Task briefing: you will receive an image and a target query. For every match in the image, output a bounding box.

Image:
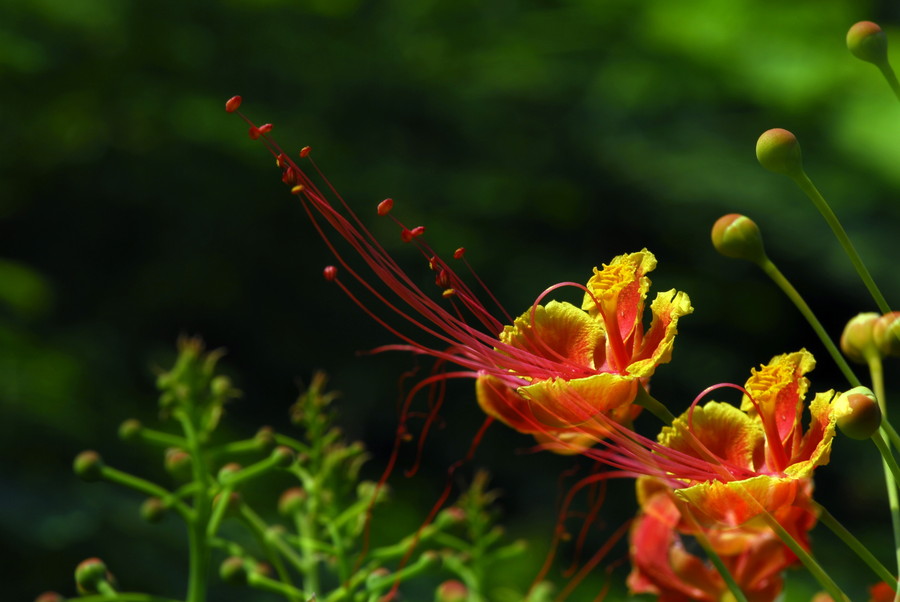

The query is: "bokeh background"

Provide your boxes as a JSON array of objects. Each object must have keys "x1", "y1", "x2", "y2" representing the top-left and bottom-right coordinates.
[{"x1": 4, "y1": 0, "x2": 900, "y2": 599}]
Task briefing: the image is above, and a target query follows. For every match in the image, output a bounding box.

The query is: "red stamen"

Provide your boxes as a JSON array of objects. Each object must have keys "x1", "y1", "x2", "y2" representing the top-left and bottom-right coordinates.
[
  {"x1": 225, "y1": 95, "x2": 242, "y2": 113},
  {"x1": 453, "y1": 247, "x2": 465, "y2": 260},
  {"x1": 377, "y1": 198, "x2": 394, "y2": 216},
  {"x1": 299, "y1": 146, "x2": 311, "y2": 158}
]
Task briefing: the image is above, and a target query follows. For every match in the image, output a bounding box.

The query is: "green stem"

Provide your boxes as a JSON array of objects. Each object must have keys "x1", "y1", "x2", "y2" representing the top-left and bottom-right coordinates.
[
  {"x1": 814, "y1": 500, "x2": 898, "y2": 591},
  {"x1": 676, "y1": 500, "x2": 749, "y2": 602},
  {"x1": 633, "y1": 386, "x2": 676, "y2": 424},
  {"x1": 757, "y1": 258, "x2": 861, "y2": 387},
  {"x1": 99, "y1": 466, "x2": 193, "y2": 520},
  {"x1": 69, "y1": 595, "x2": 184, "y2": 602},
  {"x1": 789, "y1": 171, "x2": 891, "y2": 314},
  {"x1": 884, "y1": 421, "x2": 900, "y2": 454},
  {"x1": 878, "y1": 63, "x2": 900, "y2": 103},
  {"x1": 177, "y1": 411, "x2": 211, "y2": 602},
  {"x1": 761, "y1": 511, "x2": 848, "y2": 601},
  {"x1": 247, "y1": 572, "x2": 311, "y2": 600},
  {"x1": 868, "y1": 354, "x2": 900, "y2": 602},
  {"x1": 134, "y1": 427, "x2": 187, "y2": 449}
]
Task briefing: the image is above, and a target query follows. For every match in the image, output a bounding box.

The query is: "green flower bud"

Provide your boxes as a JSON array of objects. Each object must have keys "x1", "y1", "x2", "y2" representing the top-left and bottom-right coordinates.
[
  {"x1": 217, "y1": 462, "x2": 243, "y2": 481},
  {"x1": 219, "y1": 557, "x2": 247, "y2": 585},
  {"x1": 436, "y1": 580, "x2": 469, "y2": 602},
  {"x1": 278, "y1": 487, "x2": 307, "y2": 516},
  {"x1": 140, "y1": 497, "x2": 167, "y2": 523},
  {"x1": 711, "y1": 214, "x2": 767, "y2": 264},
  {"x1": 840, "y1": 312, "x2": 880, "y2": 364},
  {"x1": 254, "y1": 426, "x2": 276, "y2": 451},
  {"x1": 874, "y1": 311, "x2": 900, "y2": 357},
  {"x1": 271, "y1": 446, "x2": 295, "y2": 468},
  {"x1": 118, "y1": 419, "x2": 142, "y2": 441},
  {"x1": 164, "y1": 448, "x2": 192, "y2": 480},
  {"x1": 835, "y1": 386, "x2": 882, "y2": 439},
  {"x1": 213, "y1": 491, "x2": 242, "y2": 515},
  {"x1": 34, "y1": 592, "x2": 65, "y2": 602},
  {"x1": 75, "y1": 558, "x2": 113, "y2": 594},
  {"x1": 847, "y1": 21, "x2": 888, "y2": 65},
  {"x1": 73, "y1": 451, "x2": 103, "y2": 481},
  {"x1": 756, "y1": 128, "x2": 803, "y2": 177}
]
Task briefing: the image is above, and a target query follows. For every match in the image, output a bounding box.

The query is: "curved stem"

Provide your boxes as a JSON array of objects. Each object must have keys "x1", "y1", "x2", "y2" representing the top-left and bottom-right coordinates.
[
  {"x1": 790, "y1": 171, "x2": 891, "y2": 314},
  {"x1": 814, "y1": 500, "x2": 898, "y2": 591},
  {"x1": 757, "y1": 258, "x2": 861, "y2": 387}
]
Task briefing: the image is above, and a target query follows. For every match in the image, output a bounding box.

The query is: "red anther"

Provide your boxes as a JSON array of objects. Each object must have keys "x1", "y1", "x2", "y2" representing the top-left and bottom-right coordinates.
[
  {"x1": 435, "y1": 269, "x2": 450, "y2": 289},
  {"x1": 453, "y1": 247, "x2": 466, "y2": 260},
  {"x1": 282, "y1": 168, "x2": 297, "y2": 186},
  {"x1": 291, "y1": 185, "x2": 305, "y2": 195},
  {"x1": 428, "y1": 256, "x2": 438, "y2": 270},
  {"x1": 258, "y1": 123, "x2": 273, "y2": 134},
  {"x1": 442, "y1": 288, "x2": 456, "y2": 298},
  {"x1": 377, "y1": 198, "x2": 394, "y2": 216},
  {"x1": 276, "y1": 153, "x2": 288, "y2": 168},
  {"x1": 323, "y1": 266, "x2": 338, "y2": 281},
  {"x1": 248, "y1": 126, "x2": 261, "y2": 140},
  {"x1": 299, "y1": 146, "x2": 311, "y2": 158},
  {"x1": 401, "y1": 229, "x2": 413, "y2": 243},
  {"x1": 410, "y1": 226, "x2": 425, "y2": 238},
  {"x1": 225, "y1": 95, "x2": 242, "y2": 113}
]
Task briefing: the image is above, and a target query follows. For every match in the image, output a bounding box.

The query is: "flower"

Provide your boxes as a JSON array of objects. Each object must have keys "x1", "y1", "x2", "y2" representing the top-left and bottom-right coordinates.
[
  {"x1": 657, "y1": 350, "x2": 841, "y2": 526},
  {"x1": 628, "y1": 477, "x2": 814, "y2": 602},
  {"x1": 228, "y1": 99, "x2": 693, "y2": 452}
]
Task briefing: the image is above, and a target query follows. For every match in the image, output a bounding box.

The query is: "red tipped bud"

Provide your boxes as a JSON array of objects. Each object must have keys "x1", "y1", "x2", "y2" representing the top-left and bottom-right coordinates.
[
  {"x1": 377, "y1": 198, "x2": 394, "y2": 216},
  {"x1": 323, "y1": 265, "x2": 338, "y2": 281},
  {"x1": 847, "y1": 21, "x2": 888, "y2": 65},
  {"x1": 218, "y1": 462, "x2": 242, "y2": 481},
  {"x1": 453, "y1": 247, "x2": 466, "y2": 259},
  {"x1": 118, "y1": 418, "x2": 142, "y2": 441},
  {"x1": 75, "y1": 558, "x2": 114, "y2": 594},
  {"x1": 841, "y1": 312, "x2": 880, "y2": 364},
  {"x1": 271, "y1": 445, "x2": 295, "y2": 467},
  {"x1": 225, "y1": 96, "x2": 242, "y2": 113},
  {"x1": 756, "y1": 128, "x2": 803, "y2": 177},
  {"x1": 299, "y1": 146, "x2": 311, "y2": 158},
  {"x1": 141, "y1": 497, "x2": 167, "y2": 523},
  {"x1": 278, "y1": 487, "x2": 307, "y2": 516},
  {"x1": 34, "y1": 592, "x2": 64, "y2": 602},
  {"x1": 220, "y1": 557, "x2": 247, "y2": 585},
  {"x1": 835, "y1": 386, "x2": 882, "y2": 440},
  {"x1": 255, "y1": 426, "x2": 276, "y2": 450},
  {"x1": 74, "y1": 450, "x2": 103, "y2": 481},
  {"x1": 874, "y1": 311, "x2": 900, "y2": 357},
  {"x1": 436, "y1": 580, "x2": 469, "y2": 602},
  {"x1": 711, "y1": 214, "x2": 767, "y2": 264},
  {"x1": 164, "y1": 448, "x2": 192, "y2": 479}
]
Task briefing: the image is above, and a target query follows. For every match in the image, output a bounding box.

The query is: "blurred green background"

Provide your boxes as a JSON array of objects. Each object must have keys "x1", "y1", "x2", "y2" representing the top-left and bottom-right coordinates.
[{"x1": 3, "y1": 0, "x2": 900, "y2": 599}]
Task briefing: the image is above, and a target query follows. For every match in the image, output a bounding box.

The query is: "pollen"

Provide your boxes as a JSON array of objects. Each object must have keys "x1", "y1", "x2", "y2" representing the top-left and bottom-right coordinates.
[
  {"x1": 225, "y1": 95, "x2": 242, "y2": 113},
  {"x1": 442, "y1": 289, "x2": 456, "y2": 298},
  {"x1": 377, "y1": 198, "x2": 394, "y2": 216},
  {"x1": 291, "y1": 185, "x2": 305, "y2": 195}
]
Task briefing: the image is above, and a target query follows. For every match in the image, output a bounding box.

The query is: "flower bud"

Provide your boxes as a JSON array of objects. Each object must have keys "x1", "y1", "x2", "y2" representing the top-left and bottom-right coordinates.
[
  {"x1": 711, "y1": 214, "x2": 767, "y2": 264},
  {"x1": 141, "y1": 497, "x2": 167, "y2": 523},
  {"x1": 847, "y1": 21, "x2": 888, "y2": 65},
  {"x1": 874, "y1": 311, "x2": 900, "y2": 357},
  {"x1": 436, "y1": 580, "x2": 469, "y2": 602},
  {"x1": 75, "y1": 558, "x2": 114, "y2": 594},
  {"x1": 756, "y1": 128, "x2": 803, "y2": 177},
  {"x1": 835, "y1": 386, "x2": 882, "y2": 439},
  {"x1": 164, "y1": 448, "x2": 192, "y2": 480},
  {"x1": 118, "y1": 419, "x2": 142, "y2": 441},
  {"x1": 218, "y1": 462, "x2": 242, "y2": 481},
  {"x1": 254, "y1": 426, "x2": 276, "y2": 451},
  {"x1": 34, "y1": 592, "x2": 65, "y2": 602},
  {"x1": 74, "y1": 451, "x2": 103, "y2": 481},
  {"x1": 278, "y1": 487, "x2": 307, "y2": 516},
  {"x1": 219, "y1": 557, "x2": 247, "y2": 585},
  {"x1": 840, "y1": 312, "x2": 880, "y2": 364},
  {"x1": 270, "y1": 446, "x2": 295, "y2": 468}
]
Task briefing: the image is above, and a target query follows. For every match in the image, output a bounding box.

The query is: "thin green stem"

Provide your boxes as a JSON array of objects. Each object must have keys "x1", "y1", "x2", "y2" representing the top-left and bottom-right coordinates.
[
  {"x1": 177, "y1": 411, "x2": 211, "y2": 602},
  {"x1": 99, "y1": 466, "x2": 193, "y2": 520},
  {"x1": 633, "y1": 386, "x2": 676, "y2": 424},
  {"x1": 814, "y1": 500, "x2": 898, "y2": 591},
  {"x1": 247, "y1": 571, "x2": 311, "y2": 600},
  {"x1": 761, "y1": 511, "x2": 848, "y2": 601},
  {"x1": 884, "y1": 421, "x2": 900, "y2": 454},
  {"x1": 790, "y1": 171, "x2": 891, "y2": 314},
  {"x1": 68, "y1": 595, "x2": 184, "y2": 602},
  {"x1": 868, "y1": 353, "x2": 900, "y2": 602},
  {"x1": 757, "y1": 258, "x2": 861, "y2": 386},
  {"x1": 878, "y1": 63, "x2": 900, "y2": 102},
  {"x1": 676, "y1": 500, "x2": 749, "y2": 602}
]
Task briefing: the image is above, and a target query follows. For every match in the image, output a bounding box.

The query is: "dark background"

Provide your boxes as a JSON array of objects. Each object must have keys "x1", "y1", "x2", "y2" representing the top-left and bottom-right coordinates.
[{"x1": 3, "y1": 0, "x2": 900, "y2": 599}]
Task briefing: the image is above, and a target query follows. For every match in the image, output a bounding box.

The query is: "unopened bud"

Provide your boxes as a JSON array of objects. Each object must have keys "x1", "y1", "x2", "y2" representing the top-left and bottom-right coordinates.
[
  {"x1": 220, "y1": 557, "x2": 247, "y2": 585},
  {"x1": 118, "y1": 419, "x2": 142, "y2": 441},
  {"x1": 847, "y1": 21, "x2": 888, "y2": 65},
  {"x1": 436, "y1": 579, "x2": 469, "y2": 602},
  {"x1": 34, "y1": 592, "x2": 64, "y2": 602},
  {"x1": 874, "y1": 311, "x2": 900, "y2": 357},
  {"x1": 271, "y1": 446, "x2": 295, "y2": 467},
  {"x1": 141, "y1": 497, "x2": 167, "y2": 523},
  {"x1": 756, "y1": 128, "x2": 803, "y2": 178},
  {"x1": 711, "y1": 214, "x2": 767, "y2": 264},
  {"x1": 835, "y1": 386, "x2": 882, "y2": 440},
  {"x1": 840, "y1": 312, "x2": 880, "y2": 364},
  {"x1": 218, "y1": 462, "x2": 242, "y2": 481},
  {"x1": 278, "y1": 487, "x2": 307, "y2": 516},
  {"x1": 254, "y1": 426, "x2": 275, "y2": 451},
  {"x1": 74, "y1": 451, "x2": 103, "y2": 481},
  {"x1": 165, "y1": 448, "x2": 192, "y2": 480},
  {"x1": 75, "y1": 558, "x2": 113, "y2": 594}
]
